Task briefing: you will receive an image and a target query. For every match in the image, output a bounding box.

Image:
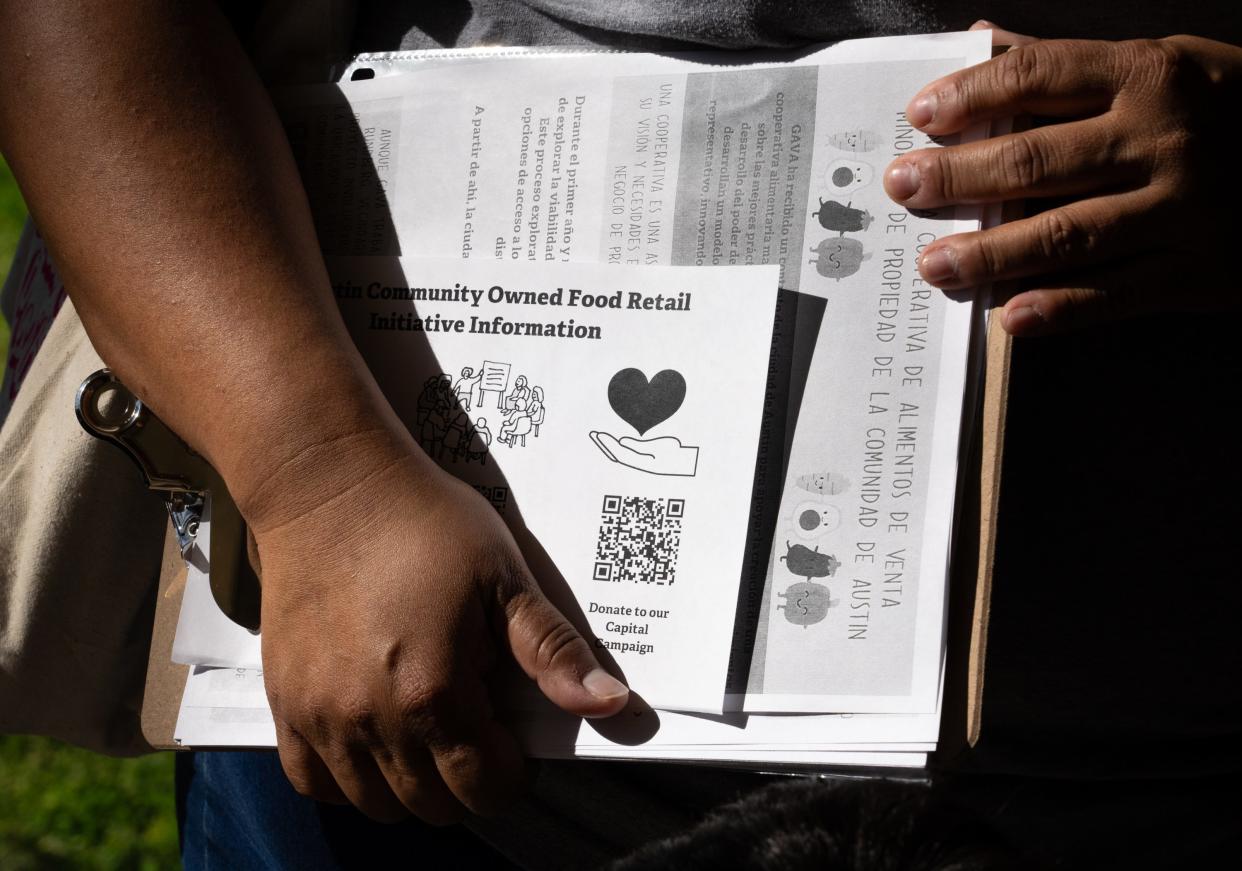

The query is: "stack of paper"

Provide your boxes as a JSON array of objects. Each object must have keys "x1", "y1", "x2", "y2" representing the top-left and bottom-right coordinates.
[{"x1": 172, "y1": 31, "x2": 994, "y2": 770}]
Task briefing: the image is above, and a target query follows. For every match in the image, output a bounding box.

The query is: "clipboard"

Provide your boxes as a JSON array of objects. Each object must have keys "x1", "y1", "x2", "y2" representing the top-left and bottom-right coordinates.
[
  {"x1": 136, "y1": 40, "x2": 1020, "y2": 753},
  {"x1": 137, "y1": 303, "x2": 1012, "y2": 762}
]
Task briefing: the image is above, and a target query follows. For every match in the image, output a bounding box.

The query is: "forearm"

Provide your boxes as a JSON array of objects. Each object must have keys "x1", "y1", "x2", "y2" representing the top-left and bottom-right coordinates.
[{"x1": 0, "y1": 1, "x2": 413, "y2": 519}]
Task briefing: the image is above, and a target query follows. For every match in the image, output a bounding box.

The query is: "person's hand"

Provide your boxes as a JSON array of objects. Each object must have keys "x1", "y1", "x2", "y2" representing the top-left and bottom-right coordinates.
[
  {"x1": 589, "y1": 432, "x2": 700, "y2": 477},
  {"x1": 884, "y1": 23, "x2": 1242, "y2": 335},
  {"x1": 244, "y1": 429, "x2": 629, "y2": 824}
]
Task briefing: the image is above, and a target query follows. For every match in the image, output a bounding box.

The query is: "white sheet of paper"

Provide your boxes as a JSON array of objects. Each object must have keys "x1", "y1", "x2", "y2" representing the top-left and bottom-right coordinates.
[
  {"x1": 508, "y1": 694, "x2": 941, "y2": 754},
  {"x1": 171, "y1": 498, "x2": 264, "y2": 670},
  {"x1": 558, "y1": 747, "x2": 929, "y2": 768},
  {"x1": 173, "y1": 666, "x2": 931, "y2": 767},
  {"x1": 171, "y1": 258, "x2": 779, "y2": 714},
  {"x1": 173, "y1": 666, "x2": 276, "y2": 748},
  {"x1": 277, "y1": 31, "x2": 991, "y2": 300},
  {"x1": 740, "y1": 105, "x2": 996, "y2": 713},
  {"x1": 331, "y1": 258, "x2": 777, "y2": 713}
]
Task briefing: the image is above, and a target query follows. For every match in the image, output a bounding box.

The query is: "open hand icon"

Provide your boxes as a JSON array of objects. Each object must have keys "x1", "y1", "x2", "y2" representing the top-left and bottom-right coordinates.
[{"x1": 589, "y1": 432, "x2": 699, "y2": 477}]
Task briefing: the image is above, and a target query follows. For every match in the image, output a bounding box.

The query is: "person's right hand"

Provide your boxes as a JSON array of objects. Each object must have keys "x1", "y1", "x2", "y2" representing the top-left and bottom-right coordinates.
[{"x1": 242, "y1": 428, "x2": 630, "y2": 824}]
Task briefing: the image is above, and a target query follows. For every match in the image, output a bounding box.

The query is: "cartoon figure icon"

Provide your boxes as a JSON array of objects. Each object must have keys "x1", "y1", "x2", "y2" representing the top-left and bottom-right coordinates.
[
  {"x1": 781, "y1": 541, "x2": 841, "y2": 581},
  {"x1": 467, "y1": 418, "x2": 492, "y2": 464},
  {"x1": 809, "y1": 237, "x2": 869, "y2": 280},
  {"x1": 812, "y1": 198, "x2": 873, "y2": 233},
  {"x1": 416, "y1": 361, "x2": 549, "y2": 463},
  {"x1": 453, "y1": 366, "x2": 481, "y2": 411},
  {"x1": 827, "y1": 128, "x2": 882, "y2": 152},
  {"x1": 796, "y1": 471, "x2": 850, "y2": 496},
  {"x1": 591, "y1": 368, "x2": 699, "y2": 477},
  {"x1": 778, "y1": 580, "x2": 836, "y2": 627},
  {"x1": 792, "y1": 501, "x2": 841, "y2": 539},
  {"x1": 824, "y1": 158, "x2": 874, "y2": 196}
]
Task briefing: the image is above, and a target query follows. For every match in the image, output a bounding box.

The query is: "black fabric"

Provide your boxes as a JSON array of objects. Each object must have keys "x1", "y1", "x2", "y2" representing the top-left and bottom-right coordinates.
[
  {"x1": 966, "y1": 314, "x2": 1242, "y2": 782},
  {"x1": 612, "y1": 777, "x2": 1026, "y2": 871},
  {"x1": 353, "y1": 0, "x2": 1242, "y2": 53}
]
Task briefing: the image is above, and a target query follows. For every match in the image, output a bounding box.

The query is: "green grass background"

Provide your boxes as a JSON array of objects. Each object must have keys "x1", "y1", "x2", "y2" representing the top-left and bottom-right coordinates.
[{"x1": 0, "y1": 157, "x2": 182, "y2": 869}]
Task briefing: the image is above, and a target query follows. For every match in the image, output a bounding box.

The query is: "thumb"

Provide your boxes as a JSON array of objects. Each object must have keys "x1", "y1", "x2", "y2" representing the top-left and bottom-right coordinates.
[{"x1": 498, "y1": 569, "x2": 630, "y2": 718}]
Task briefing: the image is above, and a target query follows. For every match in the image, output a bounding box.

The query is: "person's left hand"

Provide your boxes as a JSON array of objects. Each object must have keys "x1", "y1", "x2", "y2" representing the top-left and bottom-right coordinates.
[{"x1": 884, "y1": 23, "x2": 1242, "y2": 335}]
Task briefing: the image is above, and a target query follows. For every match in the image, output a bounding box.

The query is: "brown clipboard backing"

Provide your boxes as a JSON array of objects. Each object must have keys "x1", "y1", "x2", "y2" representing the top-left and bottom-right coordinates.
[{"x1": 142, "y1": 525, "x2": 191, "y2": 749}]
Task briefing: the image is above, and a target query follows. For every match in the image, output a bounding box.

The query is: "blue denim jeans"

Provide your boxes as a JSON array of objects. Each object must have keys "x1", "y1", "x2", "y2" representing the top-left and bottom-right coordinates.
[{"x1": 176, "y1": 751, "x2": 518, "y2": 870}]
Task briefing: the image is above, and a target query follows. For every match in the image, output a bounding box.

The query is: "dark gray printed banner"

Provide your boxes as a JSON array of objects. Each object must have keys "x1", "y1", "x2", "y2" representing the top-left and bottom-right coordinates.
[{"x1": 670, "y1": 67, "x2": 818, "y2": 291}]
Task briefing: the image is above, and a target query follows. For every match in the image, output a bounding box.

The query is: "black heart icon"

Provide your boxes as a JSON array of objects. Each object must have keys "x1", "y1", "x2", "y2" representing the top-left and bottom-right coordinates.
[{"x1": 608, "y1": 368, "x2": 686, "y2": 436}]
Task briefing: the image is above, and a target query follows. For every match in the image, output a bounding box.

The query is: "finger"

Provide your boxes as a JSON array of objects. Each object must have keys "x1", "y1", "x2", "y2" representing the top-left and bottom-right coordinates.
[
  {"x1": 907, "y1": 41, "x2": 1126, "y2": 134},
  {"x1": 382, "y1": 674, "x2": 526, "y2": 818},
  {"x1": 1001, "y1": 286, "x2": 1113, "y2": 336},
  {"x1": 885, "y1": 118, "x2": 1140, "y2": 208},
  {"x1": 496, "y1": 565, "x2": 629, "y2": 718},
  {"x1": 616, "y1": 437, "x2": 656, "y2": 457},
  {"x1": 999, "y1": 257, "x2": 1177, "y2": 336},
  {"x1": 916, "y1": 189, "x2": 1157, "y2": 290},
  {"x1": 315, "y1": 740, "x2": 411, "y2": 823},
  {"x1": 591, "y1": 432, "x2": 620, "y2": 462},
  {"x1": 274, "y1": 720, "x2": 349, "y2": 805},
  {"x1": 371, "y1": 742, "x2": 471, "y2": 825},
  {"x1": 424, "y1": 719, "x2": 528, "y2": 818},
  {"x1": 969, "y1": 19, "x2": 1041, "y2": 48}
]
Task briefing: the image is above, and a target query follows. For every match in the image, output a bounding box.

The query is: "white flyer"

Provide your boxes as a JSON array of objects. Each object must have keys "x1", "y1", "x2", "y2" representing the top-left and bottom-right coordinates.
[{"x1": 173, "y1": 257, "x2": 779, "y2": 714}]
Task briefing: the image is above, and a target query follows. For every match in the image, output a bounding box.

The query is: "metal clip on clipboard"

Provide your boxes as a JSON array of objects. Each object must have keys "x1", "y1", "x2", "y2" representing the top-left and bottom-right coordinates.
[{"x1": 75, "y1": 369, "x2": 262, "y2": 632}]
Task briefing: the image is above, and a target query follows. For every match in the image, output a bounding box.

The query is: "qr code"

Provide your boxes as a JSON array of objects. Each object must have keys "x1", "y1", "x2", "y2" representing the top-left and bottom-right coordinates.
[
  {"x1": 473, "y1": 484, "x2": 509, "y2": 514},
  {"x1": 593, "y1": 495, "x2": 684, "y2": 585}
]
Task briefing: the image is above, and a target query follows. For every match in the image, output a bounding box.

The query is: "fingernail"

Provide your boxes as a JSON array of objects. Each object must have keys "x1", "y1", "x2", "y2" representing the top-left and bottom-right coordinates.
[
  {"x1": 908, "y1": 94, "x2": 937, "y2": 128},
  {"x1": 919, "y1": 247, "x2": 957, "y2": 284},
  {"x1": 885, "y1": 162, "x2": 920, "y2": 201},
  {"x1": 1004, "y1": 305, "x2": 1046, "y2": 335},
  {"x1": 583, "y1": 668, "x2": 629, "y2": 700}
]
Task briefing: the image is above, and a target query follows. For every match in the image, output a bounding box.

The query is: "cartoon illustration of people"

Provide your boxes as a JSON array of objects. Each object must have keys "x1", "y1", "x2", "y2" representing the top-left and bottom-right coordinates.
[
  {"x1": 503, "y1": 375, "x2": 530, "y2": 412},
  {"x1": 453, "y1": 366, "x2": 482, "y2": 411},
  {"x1": 529, "y1": 386, "x2": 546, "y2": 435},
  {"x1": 496, "y1": 384, "x2": 547, "y2": 448},
  {"x1": 414, "y1": 362, "x2": 548, "y2": 461},
  {"x1": 416, "y1": 376, "x2": 440, "y2": 427},
  {"x1": 466, "y1": 417, "x2": 492, "y2": 465},
  {"x1": 441, "y1": 408, "x2": 472, "y2": 460}
]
